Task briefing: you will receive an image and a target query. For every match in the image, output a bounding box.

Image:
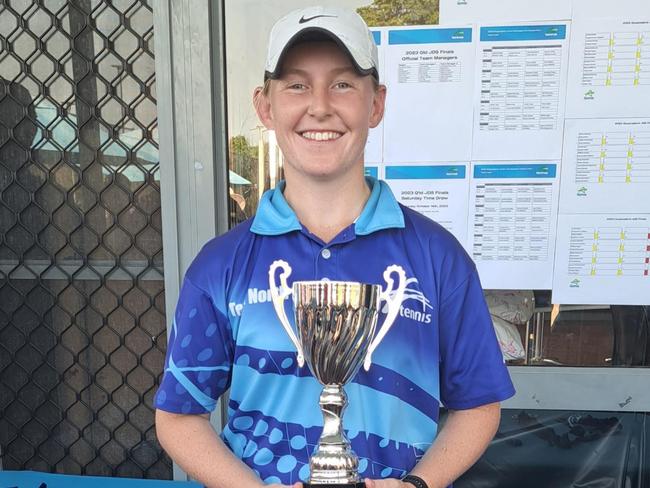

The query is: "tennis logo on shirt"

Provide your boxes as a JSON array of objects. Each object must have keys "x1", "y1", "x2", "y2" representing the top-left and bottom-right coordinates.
[
  {"x1": 383, "y1": 277, "x2": 433, "y2": 324},
  {"x1": 229, "y1": 277, "x2": 433, "y2": 324}
]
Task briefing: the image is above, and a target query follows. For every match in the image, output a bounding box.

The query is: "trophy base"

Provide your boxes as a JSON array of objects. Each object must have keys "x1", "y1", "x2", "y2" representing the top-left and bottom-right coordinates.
[{"x1": 305, "y1": 483, "x2": 366, "y2": 488}]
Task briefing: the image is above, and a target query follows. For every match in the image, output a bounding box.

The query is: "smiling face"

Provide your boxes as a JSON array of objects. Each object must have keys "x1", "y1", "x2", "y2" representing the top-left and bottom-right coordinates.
[{"x1": 254, "y1": 41, "x2": 385, "y2": 183}]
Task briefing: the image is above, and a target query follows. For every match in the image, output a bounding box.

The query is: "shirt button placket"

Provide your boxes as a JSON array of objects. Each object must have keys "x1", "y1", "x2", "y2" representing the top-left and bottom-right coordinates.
[{"x1": 316, "y1": 246, "x2": 336, "y2": 277}]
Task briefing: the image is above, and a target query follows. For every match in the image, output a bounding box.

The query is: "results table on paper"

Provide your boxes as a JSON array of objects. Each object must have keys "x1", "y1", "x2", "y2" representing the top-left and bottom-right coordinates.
[
  {"x1": 468, "y1": 163, "x2": 559, "y2": 289},
  {"x1": 559, "y1": 118, "x2": 650, "y2": 214},
  {"x1": 473, "y1": 24, "x2": 569, "y2": 160},
  {"x1": 479, "y1": 44, "x2": 562, "y2": 131},
  {"x1": 473, "y1": 182, "x2": 553, "y2": 261},
  {"x1": 576, "y1": 130, "x2": 650, "y2": 184},
  {"x1": 568, "y1": 226, "x2": 650, "y2": 277},
  {"x1": 553, "y1": 214, "x2": 650, "y2": 305},
  {"x1": 582, "y1": 30, "x2": 650, "y2": 87},
  {"x1": 566, "y1": 18, "x2": 650, "y2": 118}
]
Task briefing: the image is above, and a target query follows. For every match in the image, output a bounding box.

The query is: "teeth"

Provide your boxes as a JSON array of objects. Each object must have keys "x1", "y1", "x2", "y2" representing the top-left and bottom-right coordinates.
[{"x1": 301, "y1": 131, "x2": 341, "y2": 141}]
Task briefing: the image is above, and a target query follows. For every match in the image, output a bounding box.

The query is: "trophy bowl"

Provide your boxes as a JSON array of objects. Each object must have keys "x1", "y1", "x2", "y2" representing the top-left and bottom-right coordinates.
[
  {"x1": 295, "y1": 281, "x2": 379, "y2": 386},
  {"x1": 269, "y1": 261, "x2": 406, "y2": 487}
]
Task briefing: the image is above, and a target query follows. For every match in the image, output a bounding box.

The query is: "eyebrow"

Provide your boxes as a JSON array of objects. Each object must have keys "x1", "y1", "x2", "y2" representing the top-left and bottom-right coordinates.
[{"x1": 281, "y1": 66, "x2": 358, "y2": 78}]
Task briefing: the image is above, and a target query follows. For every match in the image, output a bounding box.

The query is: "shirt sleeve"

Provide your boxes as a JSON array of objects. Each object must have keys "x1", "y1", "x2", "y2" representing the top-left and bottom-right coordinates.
[
  {"x1": 153, "y1": 277, "x2": 234, "y2": 414},
  {"x1": 438, "y1": 271, "x2": 516, "y2": 410}
]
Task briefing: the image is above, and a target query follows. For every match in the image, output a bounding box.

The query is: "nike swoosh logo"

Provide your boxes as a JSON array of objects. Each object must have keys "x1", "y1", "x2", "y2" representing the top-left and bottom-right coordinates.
[{"x1": 299, "y1": 14, "x2": 337, "y2": 24}]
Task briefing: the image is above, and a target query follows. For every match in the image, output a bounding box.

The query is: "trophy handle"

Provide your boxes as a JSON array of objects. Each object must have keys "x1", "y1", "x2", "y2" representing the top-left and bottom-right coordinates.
[
  {"x1": 268, "y1": 260, "x2": 305, "y2": 367},
  {"x1": 363, "y1": 265, "x2": 407, "y2": 371}
]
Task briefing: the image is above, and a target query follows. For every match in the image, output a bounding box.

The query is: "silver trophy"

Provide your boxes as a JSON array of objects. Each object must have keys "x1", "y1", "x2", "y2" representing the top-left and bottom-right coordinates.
[{"x1": 269, "y1": 260, "x2": 406, "y2": 487}]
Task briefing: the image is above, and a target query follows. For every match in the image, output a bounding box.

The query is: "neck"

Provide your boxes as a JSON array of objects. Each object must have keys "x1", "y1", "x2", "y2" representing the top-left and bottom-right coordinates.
[{"x1": 283, "y1": 171, "x2": 370, "y2": 243}]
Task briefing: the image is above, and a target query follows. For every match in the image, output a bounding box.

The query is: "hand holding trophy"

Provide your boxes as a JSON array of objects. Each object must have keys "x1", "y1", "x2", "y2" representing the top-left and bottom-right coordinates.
[{"x1": 269, "y1": 260, "x2": 406, "y2": 488}]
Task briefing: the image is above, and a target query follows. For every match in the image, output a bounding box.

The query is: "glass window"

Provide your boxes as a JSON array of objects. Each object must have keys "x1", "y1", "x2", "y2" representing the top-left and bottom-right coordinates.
[
  {"x1": 222, "y1": 0, "x2": 649, "y2": 383},
  {"x1": 521, "y1": 297, "x2": 649, "y2": 368},
  {"x1": 223, "y1": 0, "x2": 438, "y2": 227}
]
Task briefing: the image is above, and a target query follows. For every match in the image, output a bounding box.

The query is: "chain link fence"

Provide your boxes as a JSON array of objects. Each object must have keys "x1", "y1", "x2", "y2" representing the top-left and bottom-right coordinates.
[{"x1": 1, "y1": 0, "x2": 171, "y2": 478}]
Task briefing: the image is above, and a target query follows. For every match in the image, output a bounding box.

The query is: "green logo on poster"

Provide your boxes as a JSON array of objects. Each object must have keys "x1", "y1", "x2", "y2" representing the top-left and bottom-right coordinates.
[
  {"x1": 570, "y1": 278, "x2": 581, "y2": 288},
  {"x1": 577, "y1": 187, "x2": 588, "y2": 196},
  {"x1": 584, "y1": 90, "x2": 595, "y2": 100}
]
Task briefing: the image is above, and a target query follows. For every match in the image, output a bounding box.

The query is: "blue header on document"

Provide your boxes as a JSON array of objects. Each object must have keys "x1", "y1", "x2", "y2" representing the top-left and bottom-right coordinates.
[
  {"x1": 365, "y1": 166, "x2": 379, "y2": 178},
  {"x1": 473, "y1": 164, "x2": 557, "y2": 179},
  {"x1": 389, "y1": 28, "x2": 472, "y2": 45},
  {"x1": 480, "y1": 25, "x2": 567, "y2": 42},
  {"x1": 386, "y1": 165, "x2": 466, "y2": 179},
  {"x1": 372, "y1": 30, "x2": 381, "y2": 45}
]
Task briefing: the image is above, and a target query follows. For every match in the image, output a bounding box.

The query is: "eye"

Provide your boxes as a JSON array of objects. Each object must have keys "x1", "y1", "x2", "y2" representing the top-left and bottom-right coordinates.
[
  {"x1": 334, "y1": 81, "x2": 352, "y2": 89},
  {"x1": 287, "y1": 82, "x2": 307, "y2": 90}
]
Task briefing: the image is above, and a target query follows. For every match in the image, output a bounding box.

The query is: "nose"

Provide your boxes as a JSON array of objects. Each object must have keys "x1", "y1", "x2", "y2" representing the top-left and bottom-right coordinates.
[{"x1": 307, "y1": 85, "x2": 332, "y2": 119}]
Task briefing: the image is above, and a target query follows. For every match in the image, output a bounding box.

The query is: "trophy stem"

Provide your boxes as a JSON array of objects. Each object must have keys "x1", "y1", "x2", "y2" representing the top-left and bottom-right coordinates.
[
  {"x1": 309, "y1": 384, "x2": 361, "y2": 485},
  {"x1": 318, "y1": 384, "x2": 349, "y2": 446}
]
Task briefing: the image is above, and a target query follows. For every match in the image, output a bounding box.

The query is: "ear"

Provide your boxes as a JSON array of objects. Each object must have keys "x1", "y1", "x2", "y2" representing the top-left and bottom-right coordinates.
[
  {"x1": 369, "y1": 84, "x2": 386, "y2": 129},
  {"x1": 253, "y1": 86, "x2": 274, "y2": 130}
]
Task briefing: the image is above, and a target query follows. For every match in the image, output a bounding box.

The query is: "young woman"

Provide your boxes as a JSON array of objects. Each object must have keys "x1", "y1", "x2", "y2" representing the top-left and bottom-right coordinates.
[{"x1": 155, "y1": 7, "x2": 514, "y2": 488}]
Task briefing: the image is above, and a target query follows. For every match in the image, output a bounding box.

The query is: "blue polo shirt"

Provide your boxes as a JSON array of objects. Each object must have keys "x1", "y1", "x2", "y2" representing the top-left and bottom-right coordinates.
[{"x1": 155, "y1": 177, "x2": 514, "y2": 484}]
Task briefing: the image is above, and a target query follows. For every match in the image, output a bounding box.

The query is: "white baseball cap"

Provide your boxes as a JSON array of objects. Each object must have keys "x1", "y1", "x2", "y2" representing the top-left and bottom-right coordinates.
[{"x1": 264, "y1": 6, "x2": 379, "y2": 81}]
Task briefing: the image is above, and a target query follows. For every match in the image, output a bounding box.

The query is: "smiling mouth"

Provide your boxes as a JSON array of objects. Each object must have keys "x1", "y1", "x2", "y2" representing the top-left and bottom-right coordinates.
[{"x1": 299, "y1": 131, "x2": 342, "y2": 141}]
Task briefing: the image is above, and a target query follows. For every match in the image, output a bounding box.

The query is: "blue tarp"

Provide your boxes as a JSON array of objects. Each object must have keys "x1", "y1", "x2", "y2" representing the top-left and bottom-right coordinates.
[{"x1": 0, "y1": 471, "x2": 202, "y2": 488}]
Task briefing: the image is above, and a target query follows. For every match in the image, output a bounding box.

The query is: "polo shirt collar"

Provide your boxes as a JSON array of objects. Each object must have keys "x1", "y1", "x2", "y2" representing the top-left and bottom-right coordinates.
[{"x1": 250, "y1": 176, "x2": 405, "y2": 236}]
